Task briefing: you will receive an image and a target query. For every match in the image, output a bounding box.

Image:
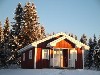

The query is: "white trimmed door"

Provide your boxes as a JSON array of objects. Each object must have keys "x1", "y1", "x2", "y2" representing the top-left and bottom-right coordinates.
[
  {"x1": 69, "y1": 49, "x2": 77, "y2": 68},
  {"x1": 53, "y1": 49, "x2": 63, "y2": 67}
]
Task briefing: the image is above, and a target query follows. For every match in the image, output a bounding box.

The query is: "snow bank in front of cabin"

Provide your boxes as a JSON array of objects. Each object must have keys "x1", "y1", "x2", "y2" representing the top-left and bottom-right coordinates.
[{"x1": 0, "y1": 69, "x2": 100, "y2": 75}]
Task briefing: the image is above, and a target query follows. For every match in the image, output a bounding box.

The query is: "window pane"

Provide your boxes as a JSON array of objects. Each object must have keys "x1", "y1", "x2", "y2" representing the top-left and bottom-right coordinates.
[
  {"x1": 29, "y1": 50, "x2": 32, "y2": 59},
  {"x1": 23, "y1": 53, "x2": 25, "y2": 61},
  {"x1": 42, "y1": 49, "x2": 49, "y2": 59}
]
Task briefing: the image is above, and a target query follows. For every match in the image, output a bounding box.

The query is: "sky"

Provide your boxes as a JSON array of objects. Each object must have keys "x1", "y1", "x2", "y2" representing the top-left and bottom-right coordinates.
[{"x1": 0, "y1": 0, "x2": 100, "y2": 40}]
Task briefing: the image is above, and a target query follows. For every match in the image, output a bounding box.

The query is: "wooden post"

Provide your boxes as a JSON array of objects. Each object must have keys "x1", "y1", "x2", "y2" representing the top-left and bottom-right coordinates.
[
  {"x1": 82, "y1": 50, "x2": 84, "y2": 69},
  {"x1": 34, "y1": 47, "x2": 37, "y2": 69},
  {"x1": 53, "y1": 48, "x2": 54, "y2": 67}
]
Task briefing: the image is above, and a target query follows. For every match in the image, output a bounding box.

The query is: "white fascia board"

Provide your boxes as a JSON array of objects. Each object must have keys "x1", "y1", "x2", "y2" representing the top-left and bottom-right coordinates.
[
  {"x1": 31, "y1": 32, "x2": 66, "y2": 47},
  {"x1": 19, "y1": 32, "x2": 66, "y2": 53},
  {"x1": 18, "y1": 44, "x2": 33, "y2": 53},
  {"x1": 47, "y1": 34, "x2": 90, "y2": 50}
]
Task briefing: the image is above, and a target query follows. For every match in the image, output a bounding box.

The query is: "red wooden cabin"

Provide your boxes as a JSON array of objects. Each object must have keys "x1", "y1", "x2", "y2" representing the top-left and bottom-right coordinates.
[{"x1": 19, "y1": 32, "x2": 89, "y2": 69}]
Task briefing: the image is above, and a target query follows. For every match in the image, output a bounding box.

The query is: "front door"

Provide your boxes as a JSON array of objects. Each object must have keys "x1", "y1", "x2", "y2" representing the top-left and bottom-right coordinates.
[
  {"x1": 53, "y1": 49, "x2": 63, "y2": 67},
  {"x1": 63, "y1": 49, "x2": 68, "y2": 67},
  {"x1": 69, "y1": 49, "x2": 77, "y2": 68}
]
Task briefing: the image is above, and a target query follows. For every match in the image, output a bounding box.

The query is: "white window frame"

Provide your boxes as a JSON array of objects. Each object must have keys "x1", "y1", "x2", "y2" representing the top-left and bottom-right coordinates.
[
  {"x1": 23, "y1": 53, "x2": 25, "y2": 61},
  {"x1": 42, "y1": 49, "x2": 49, "y2": 60},
  {"x1": 29, "y1": 50, "x2": 32, "y2": 59}
]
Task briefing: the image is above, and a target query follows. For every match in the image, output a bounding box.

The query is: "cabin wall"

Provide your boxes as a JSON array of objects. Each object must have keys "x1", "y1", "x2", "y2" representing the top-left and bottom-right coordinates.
[
  {"x1": 36, "y1": 37, "x2": 59, "y2": 69},
  {"x1": 63, "y1": 50, "x2": 68, "y2": 67},
  {"x1": 21, "y1": 48, "x2": 35, "y2": 69},
  {"x1": 53, "y1": 39, "x2": 75, "y2": 68},
  {"x1": 54, "y1": 39, "x2": 75, "y2": 48},
  {"x1": 36, "y1": 48, "x2": 50, "y2": 69},
  {"x1": 75, "y1": 48, "x2": 83, "y2": 69}
]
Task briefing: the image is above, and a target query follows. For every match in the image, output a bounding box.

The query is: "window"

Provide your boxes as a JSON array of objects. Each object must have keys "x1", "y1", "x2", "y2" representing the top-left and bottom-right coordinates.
[
  {"x1": 42, "y1": 49, "x2": 49, "y2": 59},
  {"x1": 23, "y1": 53, "x2": 25, "y2": 61},
  {"x1": 29, "y1": 50, "x2": 32, "y2": 59}
]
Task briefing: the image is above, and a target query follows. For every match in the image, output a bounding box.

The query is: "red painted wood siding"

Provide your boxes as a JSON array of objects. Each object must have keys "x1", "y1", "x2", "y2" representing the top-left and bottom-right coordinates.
[
  {"x1": 37, "y1": 37, "x2": 58, "y2": 48},
  {"x1": 75, "y1": 48, "x2": 83, "y2": 69},
  {"x1": 36, "y1": 48, "x2": 42, "y2": 68},
  {"x1": 54, "y1": 39, "x2": 75, "y2": 48},
  {"x1": 36, "y1": 48, "x2": 50, "y2": 69},
  {"x1": 21, "y1": 48, "x2": 35, "y2": 69},
  {"x1": 36, "y1": 37, "x2": 60, "y2": 68},
  {"x1": 63, "y1": 50, "x2": 68, "y2": 67}
]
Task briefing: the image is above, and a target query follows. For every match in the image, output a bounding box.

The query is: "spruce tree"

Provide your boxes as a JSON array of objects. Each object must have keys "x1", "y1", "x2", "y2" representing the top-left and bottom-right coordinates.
[
  {"x1": 1, "y1": 17, "x2": 10, "y2": 67},
  {"x1": 7, "y1": 3, "x2": 24, "y2": 65},
  {"x1": 0, "y1": 21, "x2": 4, "y2": 67},
  {"x1": 12, "y1": 3, "x2": 24, "y2": 35},
  {"x1": 3, "y1": 17, "x2": 10, "y2": 54},
  {"x1": 0, "y1": 21, "x2": 3, "y2": 43},
  {"x1": 85, "y1": 38, "x2": 94, "y2": 69},
  {"x1": 80, "y1": 34, "x2": 87, "y2": 45},
  {"x1": 21, "y1": 2, "x2": 46, "y2": 46},
  {"x1": 0, "y1": 21, "x2": 3, "y2": 51},
  {"x1": 93, "y1": 35, "x2": 100, "y2": 70},
  {"x1": 11, "y1": 3, "x2": 24, "y2": 51}
]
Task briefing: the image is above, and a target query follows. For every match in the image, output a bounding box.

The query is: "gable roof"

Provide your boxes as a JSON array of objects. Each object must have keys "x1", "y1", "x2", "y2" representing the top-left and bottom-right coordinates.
[
  {"x1": 18, "y1": 32, "x2": 66, "y2": 53},
  {"x1": 18, "y1": 32, "x2": 90, "y2": 53},
  {"x1": 47, "y1": 35, "x2": 90, "y2": 50}
]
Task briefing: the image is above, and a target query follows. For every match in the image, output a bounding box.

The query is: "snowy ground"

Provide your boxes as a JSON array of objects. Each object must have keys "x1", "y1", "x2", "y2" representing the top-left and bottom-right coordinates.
[{"x1": 0, "y1": 69, "x2": 100, "y2": 75}]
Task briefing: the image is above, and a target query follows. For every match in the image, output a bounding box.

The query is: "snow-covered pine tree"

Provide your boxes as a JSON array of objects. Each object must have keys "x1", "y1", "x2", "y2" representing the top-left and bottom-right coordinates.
[
  {"x1": 11, "y1": 3, "x2": 24, "y2": 51},
  {"x1": 40, "y1": 25, "x2": 46, "y2": 38},
  {"x1": 80, "y1": 34, "x2": 87, "y2": 45},
  {"x1": 3, "y1": 17, "x2": 10, "y2": 54},
  {"x1": 85, "y1": 38, "x2": 93, "y2": 69},
  {"x1": 0, "y1": 21, "x2": 4, "y2": 66},
  {"x1": 93, "y1": 35, "x2": 100, "y2": 70},
  {"x1": 1, "y1": 17, "x2": 10, "y2": 67},
  {"x1": 21, "y1": 2, "x2": 46, "y2": 46},
  {"x1": 12, "y1": 3, "x2": 24, "y2": 36},
  {"x1": 0, "y1": 22, "x2": 3, "y2": 51},
  {"x1": 6, "y1": 3, "x2": 24, "y2": 66},
  {"x1": 98, "y1": 36, "x2": 100, "y2": 47},
  {"x1": 93, "y1": 34, "x2": 97, "y2": 46},
  {"x1": 0, "y1": 21, "x2": 3, "y2": 43},
  {"x1": 75, "y1": 35, "x2": 77, "y2": 40}
]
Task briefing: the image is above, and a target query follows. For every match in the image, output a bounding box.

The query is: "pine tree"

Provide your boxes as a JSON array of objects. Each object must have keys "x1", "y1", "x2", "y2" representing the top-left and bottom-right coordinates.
[
  {"x1": 3, "y1": 17, "x2": 10, "y2": 54},
  {"x1": 1, "y1": 17, "x2": 10, "y2": 67},
  {"x1": 93, "y1": 34, "x2": 97, "y2": 46},
  {"x1": 80, "y1": 34, "x2": 87, "y2": 45},
  {"x1": 21, "y1": 2, "x2": 46, "y2": 46},
  {"x1": 0, "y1": 21, "x2": 4, "y2": 67},
  {"x1": 0, "y1": 21, "x2": 3, "y2": 43},
  {"x1": 12, "y1": 3, "x2": 24, "y2": 35},
  {"x1": 75, "y1": 35, "x2": 77, "y2": 40},
  {"x1": 85, "y1": 38, "x2": 93, "y2": 69},
  {"x1": 11, "y1": 3, "x2": 24, "y2": 51},
  {"x1": 6, "y1": 3, "x2": 24, "y2": 66},
  {"x1": 98, "y1": 35, "x2": 100, "y2": 47},
  {"x1": 0, "y1": 21, "x2": 3, "y2": 50},
  {"x1": 93, "y1": 35, "x2": 100, "y2": 70}
]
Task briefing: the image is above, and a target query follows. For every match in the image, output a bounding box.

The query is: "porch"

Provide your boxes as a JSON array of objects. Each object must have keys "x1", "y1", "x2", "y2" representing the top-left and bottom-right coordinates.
[{"x1": 49, "y1": 48, "x2": 77, "y2": 69}]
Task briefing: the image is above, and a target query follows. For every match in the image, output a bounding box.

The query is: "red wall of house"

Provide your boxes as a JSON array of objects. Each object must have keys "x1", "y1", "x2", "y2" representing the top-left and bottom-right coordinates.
[
  {"x1": 36, "y1": 37, "x2": 59, "y2": 68},
  {"x1": 36, "y1": 48, "x2": 50, "y2": 69},
  {"x1": 54, "y1": 39, "x2": 75, "y2": 48},
  {"x1": 75, "y1": 48, "x2": 83, "y2": 69},
  {"x1": 53, "y1": 39, "x2": 83, "y2": 69},
  {"x1": 21, "y1": 48, "x2": 35, "y2": 69},
  {"x1": 21, "y1": 38, "x2": 83, "y2": 69}
]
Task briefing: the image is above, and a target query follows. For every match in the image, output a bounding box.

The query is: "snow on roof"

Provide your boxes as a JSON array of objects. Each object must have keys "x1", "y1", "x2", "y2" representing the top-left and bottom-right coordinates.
[
  {"x1": 47, "y1": 35, "x2": 90, "y2": 50},
  {"x1": 18, "y1": 32, "x2": 66, "y2": 53},
  {"x1": 18, "y1": 32, "x2": 90, "y2": 53}
]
